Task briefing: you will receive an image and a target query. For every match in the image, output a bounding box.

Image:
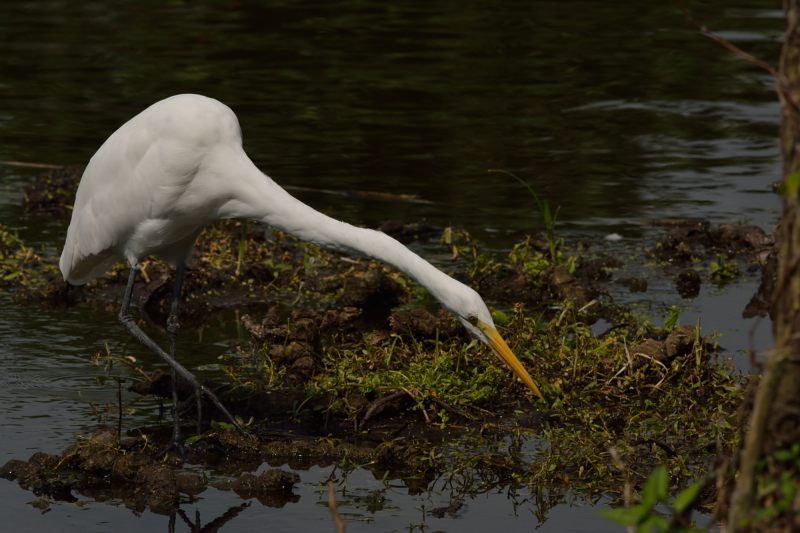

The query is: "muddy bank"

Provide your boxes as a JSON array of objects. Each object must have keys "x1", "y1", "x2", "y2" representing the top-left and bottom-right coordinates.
[
  {"x1": 0, "y1": 166, "x2": 769, "y2": 517},
  {"x1": 0, "y1": 428, "x2": 304, "y2": 514}
]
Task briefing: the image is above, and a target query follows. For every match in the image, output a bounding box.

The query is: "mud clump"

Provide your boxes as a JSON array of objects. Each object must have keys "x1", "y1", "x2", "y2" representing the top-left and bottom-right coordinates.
[
  {"x1": 388, "y1": 307, "x2": 460, "y2": 339},
  {"x1": 675, "y1": 269, "x2": 701, "y2": 299},
  {"x1": 336, "y1": 268, "x2": 405, "y2": 318},
  {"x1": 650, "y1": 219, "x2": 773, "y2": 265},
  {"x1": 629, "y1": 325, "x2": 708, "y2": 368},
  {"x1": 716, "y1": 223, "x2": 774, "y2": 251},
  {"x1": 476, "y1": 262, "x2": 602, "y2": 318},
  {"x1": 223, "y1": 469, "x2": 300, "y2": 507},
  {"x1": 431, "y1": 496, "x2": 464, "y2": 518},
  {"x1": 549, "y1": 266, "x2": 593, "y2": 308},
  {"x1": 648, "y1": 219, "x2": 774, "y2": 300},
  {"x1": 0, "y1": 453, "x2": 75, "y2": 503},
  {"x1": 241, "y1": 305, "x2": 364, "y2": 382},
  {"x1": 618, "y1": 276, "x2": 648, "y2": 293},
  {"x1": 576, "y1": 255, "x2": 622, "y2": 283},
  {"x1": 743, "y1": 245, "x2": 778, "y2": 318},
  {"x1": 135, "y1": 464, "x2": 178, "y2": 513},
  {"x1": 0, "y1": 428, "x2": 314, "y2": 514},
  {"x1": 175, "y1": 472, "x2": 207, "y2": 495}
]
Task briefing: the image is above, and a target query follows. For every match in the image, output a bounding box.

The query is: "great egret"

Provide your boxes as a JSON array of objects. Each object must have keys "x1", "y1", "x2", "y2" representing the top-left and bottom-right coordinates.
[{"x1": 60, "y1": 94, "x2": 543, "y2": 442}]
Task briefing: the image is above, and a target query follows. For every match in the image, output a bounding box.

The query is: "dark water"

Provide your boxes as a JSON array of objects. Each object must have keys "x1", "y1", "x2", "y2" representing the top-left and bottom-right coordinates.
[{"x1": 0, "y1": 1, "x2": 784, "y2": 531}]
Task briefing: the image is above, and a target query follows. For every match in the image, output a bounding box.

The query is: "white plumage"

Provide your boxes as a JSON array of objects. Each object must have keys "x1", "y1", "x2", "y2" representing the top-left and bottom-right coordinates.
[{"x1": 61, "y1": 94, "x2": 541, "y2": 436}]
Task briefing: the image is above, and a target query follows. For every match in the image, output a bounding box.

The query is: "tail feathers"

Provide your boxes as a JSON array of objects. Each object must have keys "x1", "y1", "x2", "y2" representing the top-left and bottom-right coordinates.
[{"x1": 60, "y1": 235, "x2": 119, "y2": 285}]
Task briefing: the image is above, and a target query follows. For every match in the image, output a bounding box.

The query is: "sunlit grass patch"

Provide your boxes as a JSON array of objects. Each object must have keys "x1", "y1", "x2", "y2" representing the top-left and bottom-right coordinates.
[
  {"x1": 312, "y1": 333, "x2": 509, "y2": 421},
  {"x1": 0, "y1": 224, "x2": 58, "y2": 290}
]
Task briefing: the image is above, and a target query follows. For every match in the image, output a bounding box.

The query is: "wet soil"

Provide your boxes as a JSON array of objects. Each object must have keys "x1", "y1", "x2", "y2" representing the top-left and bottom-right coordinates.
[
  {"x1": 647, "y1": 217, "x2": 775, "y2": 303},
  {"x1": 0, "y1": 167, "x2": 775, "y2": 514},
  {"x1": 1, "y1": 428, "x2": 303, "y2": 514}
]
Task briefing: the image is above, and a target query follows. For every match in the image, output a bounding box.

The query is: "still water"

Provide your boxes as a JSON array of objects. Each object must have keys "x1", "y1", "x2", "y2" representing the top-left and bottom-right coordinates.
[{"x1": 0, "y1": 1, "x2": 784, "y2": 531}]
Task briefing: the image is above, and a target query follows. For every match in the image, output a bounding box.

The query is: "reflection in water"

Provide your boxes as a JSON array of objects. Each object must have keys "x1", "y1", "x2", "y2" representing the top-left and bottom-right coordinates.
[
  {"x1": 168, "y1": 503, "x2": 251, "y2": 533},
  {"x1": 0, "y1": 0, "x2": 784, "y2": 531}
]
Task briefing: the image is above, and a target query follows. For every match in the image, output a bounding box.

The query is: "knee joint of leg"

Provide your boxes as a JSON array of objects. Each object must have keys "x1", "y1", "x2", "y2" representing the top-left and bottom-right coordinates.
[{"x1": 166, "y1": 315, "x2": 180, "y2": 334}]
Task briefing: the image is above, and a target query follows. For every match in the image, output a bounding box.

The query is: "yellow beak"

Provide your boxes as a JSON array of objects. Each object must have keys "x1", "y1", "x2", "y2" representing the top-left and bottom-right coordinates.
[{"x1": 479, "y1": 321, "x2": 543, "y2": 400}]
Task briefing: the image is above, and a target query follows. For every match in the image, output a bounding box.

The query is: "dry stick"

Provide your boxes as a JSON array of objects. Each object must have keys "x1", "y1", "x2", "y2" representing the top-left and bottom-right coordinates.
[
  {"x1": 327, "y1": 481, "x2": 346, "y2": 533},
  {"x1": 747, "y1": 316, "x2": 765, "y2": 371},
  {"x1": 359, "y1": 390, "x2": 411, "y2": 429},
  {"x1": 633, "y1": 438, "x2": 677, "y2": 458},
  {"x1": 0, "y1": 159, "x2": 432, "y2": 206},
  {"x1": 429, "y1": 396, "x2": 476, "y2": 421},
  {"x1": 0, "y1": 160, "x2": 64, "y2": 169},
  {"x1": 285, "y1": 184, "x2": 434, "y2": 205},
  {"x1": 679, "y1": 2, "x2": 800, "y2": 116},
  {"x1": 682, "y1": 7, "x2": 780, "y2": 77},
  {"x1": 608, "y1": 447, "x2": 634, "y2": 533}
]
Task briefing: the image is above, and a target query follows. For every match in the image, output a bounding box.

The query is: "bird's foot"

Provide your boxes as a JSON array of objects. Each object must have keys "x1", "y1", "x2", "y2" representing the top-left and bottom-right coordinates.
[
  {"x1": 195, "y1": 384, "x2": 249, "y2": 436},
  {"x1": 161, "y1": 438, "x2": 186, "y2": 464}
]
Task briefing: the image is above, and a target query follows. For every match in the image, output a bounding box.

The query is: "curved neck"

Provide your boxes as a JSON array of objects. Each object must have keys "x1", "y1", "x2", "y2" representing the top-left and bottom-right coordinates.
[
  {"x1": 284, "y1": 203, "x2": 460, "y2": 305},
  {"x1": 216, "y1": 149, "x2": 464, "y2": 310}
]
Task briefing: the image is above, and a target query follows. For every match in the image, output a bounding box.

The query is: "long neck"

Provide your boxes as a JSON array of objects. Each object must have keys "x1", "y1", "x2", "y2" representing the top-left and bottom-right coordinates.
[{"x1": 215, "y1": 148, "x2": 464, "y2": 310}]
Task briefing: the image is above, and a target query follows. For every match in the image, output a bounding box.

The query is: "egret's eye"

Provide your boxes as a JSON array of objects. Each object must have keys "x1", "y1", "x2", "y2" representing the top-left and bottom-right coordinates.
[{"x1": 467, "y1": 315, "x2": 480, "y2": 327}]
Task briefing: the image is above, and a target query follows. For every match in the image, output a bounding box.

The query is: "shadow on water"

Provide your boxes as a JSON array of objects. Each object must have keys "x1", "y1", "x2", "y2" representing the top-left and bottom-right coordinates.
[{"x1": 0, "y1": 0, "x2": 784, "y2": 531}]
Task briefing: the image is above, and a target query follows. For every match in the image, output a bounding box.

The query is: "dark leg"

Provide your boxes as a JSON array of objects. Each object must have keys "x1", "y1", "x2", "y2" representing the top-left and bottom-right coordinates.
[
  {"x1": 166, "y1": 263, "x2": 185, "y2": 445},
  {"x1": 118, "y1": 264, "x2": 245, "y2": 435},
  {"x1": 196, "y1": 385, "x2": 202, "y2": 435},
  {"x1": 166, "y1": 263, "x2": 203, "y2": 436}
]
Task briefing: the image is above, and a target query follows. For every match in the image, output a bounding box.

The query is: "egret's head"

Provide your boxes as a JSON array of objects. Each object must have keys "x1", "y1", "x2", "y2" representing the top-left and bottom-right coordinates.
[{"x1": 450, "y1": 288, "x2": 543, "y2": 400}]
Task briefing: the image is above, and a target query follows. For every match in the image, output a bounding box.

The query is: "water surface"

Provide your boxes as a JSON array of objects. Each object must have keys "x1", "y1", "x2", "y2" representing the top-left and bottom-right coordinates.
[{"x1": 0, "y1": 1, "x2": 784, "y2": 531}]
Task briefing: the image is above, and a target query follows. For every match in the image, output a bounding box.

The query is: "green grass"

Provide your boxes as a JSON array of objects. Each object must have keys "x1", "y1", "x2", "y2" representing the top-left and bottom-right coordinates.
[{"x1": 1, "y1": 219, "x2": 746, "y2": 512}]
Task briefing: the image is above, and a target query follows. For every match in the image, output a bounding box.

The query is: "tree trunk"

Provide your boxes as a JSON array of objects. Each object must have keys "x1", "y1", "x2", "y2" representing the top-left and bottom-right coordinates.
[{"x1": 728, "y1": 1, "x2": 800, "y2": 529}]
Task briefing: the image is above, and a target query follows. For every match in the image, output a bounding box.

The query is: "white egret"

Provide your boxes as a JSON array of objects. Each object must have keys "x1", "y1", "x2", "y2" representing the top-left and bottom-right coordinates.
[{"x1": 60, "y1": 94, "x2": 542, "y2": 442}]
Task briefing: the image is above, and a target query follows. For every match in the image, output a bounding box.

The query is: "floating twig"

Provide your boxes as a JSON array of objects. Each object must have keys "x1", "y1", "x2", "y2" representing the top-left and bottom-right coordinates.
[{"x1": 327, "y1": 481, "x2": 346, "y2": 533}]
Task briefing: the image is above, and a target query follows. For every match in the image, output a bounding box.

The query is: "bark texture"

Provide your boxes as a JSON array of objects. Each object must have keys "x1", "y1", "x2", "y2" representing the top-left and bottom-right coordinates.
[{"x1": 729, "y1": 1, "x2": 800, "y2": 529}]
